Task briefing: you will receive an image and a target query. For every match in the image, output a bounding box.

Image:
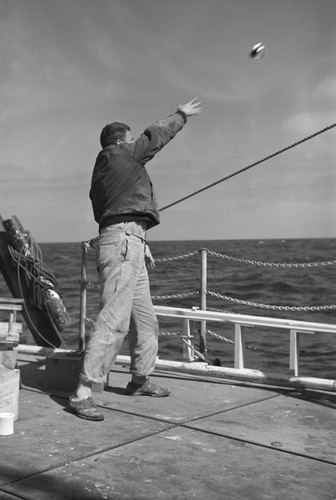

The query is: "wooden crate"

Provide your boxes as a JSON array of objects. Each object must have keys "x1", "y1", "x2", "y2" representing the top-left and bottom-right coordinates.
[
  {"x1": 0, "y1": 298, "x2": 23, "y2": 347},
  {"x1": 0, "y1": 368, "x2": 20, "y2": 420}
]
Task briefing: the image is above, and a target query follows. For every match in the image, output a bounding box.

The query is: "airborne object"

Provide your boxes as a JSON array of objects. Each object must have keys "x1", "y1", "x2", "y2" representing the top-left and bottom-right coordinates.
[{"x1": 249, "y1": 43, "x2": 265, "y2": 59}]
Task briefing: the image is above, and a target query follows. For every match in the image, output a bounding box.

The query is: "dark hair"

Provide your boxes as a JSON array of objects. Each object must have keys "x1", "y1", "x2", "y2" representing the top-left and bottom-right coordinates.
[{"x1": 100, "y1": 122, "x2": 130, "y2": 148}]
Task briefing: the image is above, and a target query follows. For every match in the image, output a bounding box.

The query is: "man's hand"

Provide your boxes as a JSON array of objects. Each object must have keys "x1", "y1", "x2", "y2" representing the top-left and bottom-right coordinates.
[
  {"x1": 177, "y1": 98, "x2": 203, "y2": 117},
  {"x1": 145, "y1": 244, "x2": 155, "y2": 269}
]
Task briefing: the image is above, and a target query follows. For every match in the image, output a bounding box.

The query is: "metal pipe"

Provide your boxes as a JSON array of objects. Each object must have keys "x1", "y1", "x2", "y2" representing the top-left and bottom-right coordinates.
[
  {"x1": 199, "y1": 248, "x2": 207, "y2": 355},
  {"x1": 16, "y1": 345, "x2": 336, "y2": 393},
  {"x1": 78, "y1": 243, "x2": 88, "y2": 351}
]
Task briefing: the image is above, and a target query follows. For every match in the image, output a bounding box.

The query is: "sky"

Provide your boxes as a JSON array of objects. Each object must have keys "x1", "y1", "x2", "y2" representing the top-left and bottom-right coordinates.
[{"x1": 0, "y1": 0, "x2": 335, "y2": 242}]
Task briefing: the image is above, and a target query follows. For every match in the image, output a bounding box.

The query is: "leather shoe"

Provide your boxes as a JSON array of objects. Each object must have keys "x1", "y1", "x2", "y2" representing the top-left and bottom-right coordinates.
[
  {"x1": 126, "y1": 380, "x2": 170, "y2": 397},
  {"x1": 69, "y1": 396, "x2": 104, "y2": 421}
]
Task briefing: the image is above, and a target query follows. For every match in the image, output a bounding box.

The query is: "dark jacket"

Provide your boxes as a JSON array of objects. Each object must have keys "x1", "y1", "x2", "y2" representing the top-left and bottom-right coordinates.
[{"x1": 90, "y1": 111, "x2": 186, "y2": 231}]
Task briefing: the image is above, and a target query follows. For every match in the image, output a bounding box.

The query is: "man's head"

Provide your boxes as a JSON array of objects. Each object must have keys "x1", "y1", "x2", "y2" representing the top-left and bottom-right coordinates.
[{"x1": 100, "y1": 122, "x2": 134, "y2": 148}]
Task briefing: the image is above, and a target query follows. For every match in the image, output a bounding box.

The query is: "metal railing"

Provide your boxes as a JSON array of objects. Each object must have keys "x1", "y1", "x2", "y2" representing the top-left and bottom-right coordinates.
[
  {"x1": 153, "y1": 305, "x2": 336, "y2": 377},
  {"x1": 78, "y1": 242, "x2": 336, "y2": 388},
  {"x1": 78, "y1": 245, "x2": 211, "y2": 352}
]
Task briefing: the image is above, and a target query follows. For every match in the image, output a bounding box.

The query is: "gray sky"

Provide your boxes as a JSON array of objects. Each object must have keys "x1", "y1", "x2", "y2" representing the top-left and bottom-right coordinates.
[{"x1": 1, "y1": 0, "x2": 335, "y2": 242}]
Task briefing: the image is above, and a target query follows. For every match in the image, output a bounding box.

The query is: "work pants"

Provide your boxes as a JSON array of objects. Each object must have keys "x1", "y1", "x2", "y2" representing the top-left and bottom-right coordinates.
[{"x1": 80, "y1": 221, "x2": 158, "y2": 384}]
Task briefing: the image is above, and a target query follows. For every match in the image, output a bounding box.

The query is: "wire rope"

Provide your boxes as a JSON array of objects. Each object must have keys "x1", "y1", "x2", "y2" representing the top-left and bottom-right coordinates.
[{"x1": 160, "y1": 123, "x2": 336, "y2": 211}]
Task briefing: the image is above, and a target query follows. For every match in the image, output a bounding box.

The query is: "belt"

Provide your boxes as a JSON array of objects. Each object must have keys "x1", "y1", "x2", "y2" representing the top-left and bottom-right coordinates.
[{"x1": 125, "y1": 230, "x2": 147, "y2": 244}]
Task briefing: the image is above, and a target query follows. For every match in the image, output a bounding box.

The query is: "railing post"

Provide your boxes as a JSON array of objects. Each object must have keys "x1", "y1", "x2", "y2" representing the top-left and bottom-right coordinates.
[
  {"x1": 234, "y1": 323, "x2": 245, "y2": 369},
  {"x1": 289, "y1": 329, "x2": 315, "y2": 376},
  {"x1": 199, "y1": 248, "x2": 208, "y2": 355},
  {"x1": 289, "y1": 329, "x2": 299, "y2": 376},
  {"x1": 182, "y1": 318, "x2": 195, "y2": 362},
  {"x1": 79, "y1": 242, "x2": 88, "y2": 351}
]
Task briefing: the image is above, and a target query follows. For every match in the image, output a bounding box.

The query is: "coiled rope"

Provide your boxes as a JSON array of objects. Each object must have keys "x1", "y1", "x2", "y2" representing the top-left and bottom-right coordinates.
[
  {"x1": 8, "y1": 234, "x2": 64, "y2": 309},
  {"x1": 160, "y1": 122, "x2": 336, "y2": 211},
  {"x1": 8, "y1": 233, "x2": 67, "y2": 348}
]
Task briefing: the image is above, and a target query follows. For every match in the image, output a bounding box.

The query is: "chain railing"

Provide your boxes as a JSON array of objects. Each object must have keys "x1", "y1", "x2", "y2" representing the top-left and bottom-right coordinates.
[
  {"x1": 154, "y1": 251, "x2": 199, "y2": 262},
  {"x1": 205, "y1": 328, "x2": 336, "y2": 359},
  {"x1": 206, "y1": 249, "x2": 336, "y2": 268},
  {"x1": 79, "y1": 242, "x2": 336, "y2": 362},
  {"x1": 154, "y1": 247, "x2": 336, "y2": 362},
  {"x1": 207, "y1": 290, "x2": 336, "y2": 312}
]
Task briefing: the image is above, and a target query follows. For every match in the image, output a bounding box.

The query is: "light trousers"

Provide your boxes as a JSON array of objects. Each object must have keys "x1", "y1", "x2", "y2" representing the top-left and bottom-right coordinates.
[{"x1": 80, "y1": 221, "x2": 158, "y2": 384}]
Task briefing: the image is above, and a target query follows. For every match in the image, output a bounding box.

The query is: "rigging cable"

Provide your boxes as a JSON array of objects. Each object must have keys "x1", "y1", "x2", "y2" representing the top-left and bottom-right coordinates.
[{"x1": 160, "y1": 122, "x2": 336, "y2": 212}]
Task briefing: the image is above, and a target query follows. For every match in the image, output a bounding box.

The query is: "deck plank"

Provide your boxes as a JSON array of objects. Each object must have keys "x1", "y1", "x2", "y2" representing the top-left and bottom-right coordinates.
[
  {"x1": 2, "y1": 425, "x2": 335, "y2": 500},
  {"x1": 0, "y1": 357, "x2": 335, "y2": 499},
  {"x1": 101, "y1": 368, "x2": 282, "y2": 423},
  {"x1": 0, "y1": 388, "x2": 172, "y2": 488},
  {"x1": 185, "y1": 391, "x2": 336, "y2": 465}
]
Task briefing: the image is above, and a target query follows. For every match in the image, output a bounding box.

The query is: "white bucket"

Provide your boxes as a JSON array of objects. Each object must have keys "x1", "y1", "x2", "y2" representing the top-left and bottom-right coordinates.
[{"x1": 0, "y1": 412, "x2": 15, "y2": 436}]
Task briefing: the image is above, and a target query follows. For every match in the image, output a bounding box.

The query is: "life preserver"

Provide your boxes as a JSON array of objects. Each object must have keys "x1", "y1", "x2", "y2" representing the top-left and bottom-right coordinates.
[{"x1": 0, "y1": 215, "x2": 71, "y2": 348}]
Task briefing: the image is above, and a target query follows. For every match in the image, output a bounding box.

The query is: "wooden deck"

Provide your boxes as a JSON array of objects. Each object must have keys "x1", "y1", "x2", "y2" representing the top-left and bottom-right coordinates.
[{"x1": 0, "y1": 353, "x2": 336, "y2": 499}]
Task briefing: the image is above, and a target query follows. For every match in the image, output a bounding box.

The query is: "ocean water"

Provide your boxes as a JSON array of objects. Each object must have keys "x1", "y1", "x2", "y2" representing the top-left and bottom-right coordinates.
[{"x1": 1, "y1": 238, "x2": 336, "y2": 378}]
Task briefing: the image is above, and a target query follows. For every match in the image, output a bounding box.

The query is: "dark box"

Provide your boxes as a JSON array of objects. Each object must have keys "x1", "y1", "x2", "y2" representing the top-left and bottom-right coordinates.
[{"x1": 44, "y1": 351, "x2": 104, "y2": 392}]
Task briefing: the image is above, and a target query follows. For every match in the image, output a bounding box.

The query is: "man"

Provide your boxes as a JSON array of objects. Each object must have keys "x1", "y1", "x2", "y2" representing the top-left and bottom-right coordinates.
[{"x1": 69, "y1": 98, "x2": 202, "y2": 420}]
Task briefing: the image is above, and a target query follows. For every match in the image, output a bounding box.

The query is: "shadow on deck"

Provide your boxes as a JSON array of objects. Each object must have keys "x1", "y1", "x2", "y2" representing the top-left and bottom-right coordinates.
[{"x1": 1, "y1": 355, "x2": 336, "y2": 500}]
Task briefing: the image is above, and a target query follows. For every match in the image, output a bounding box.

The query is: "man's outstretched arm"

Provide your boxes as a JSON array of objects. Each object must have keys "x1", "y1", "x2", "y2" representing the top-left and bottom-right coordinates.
[{"x1": 133, "y1": 98, "x2": 203, "y2": 163}]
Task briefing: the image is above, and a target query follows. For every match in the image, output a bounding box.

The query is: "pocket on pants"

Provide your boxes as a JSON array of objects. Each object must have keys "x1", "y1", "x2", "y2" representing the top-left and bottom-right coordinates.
[
  {"x1": 120, "y1": 238, "x2": 128, "y2": 261},
  {"x1": 96, "y1": 234, "x2": 128, "y2": 272}
]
